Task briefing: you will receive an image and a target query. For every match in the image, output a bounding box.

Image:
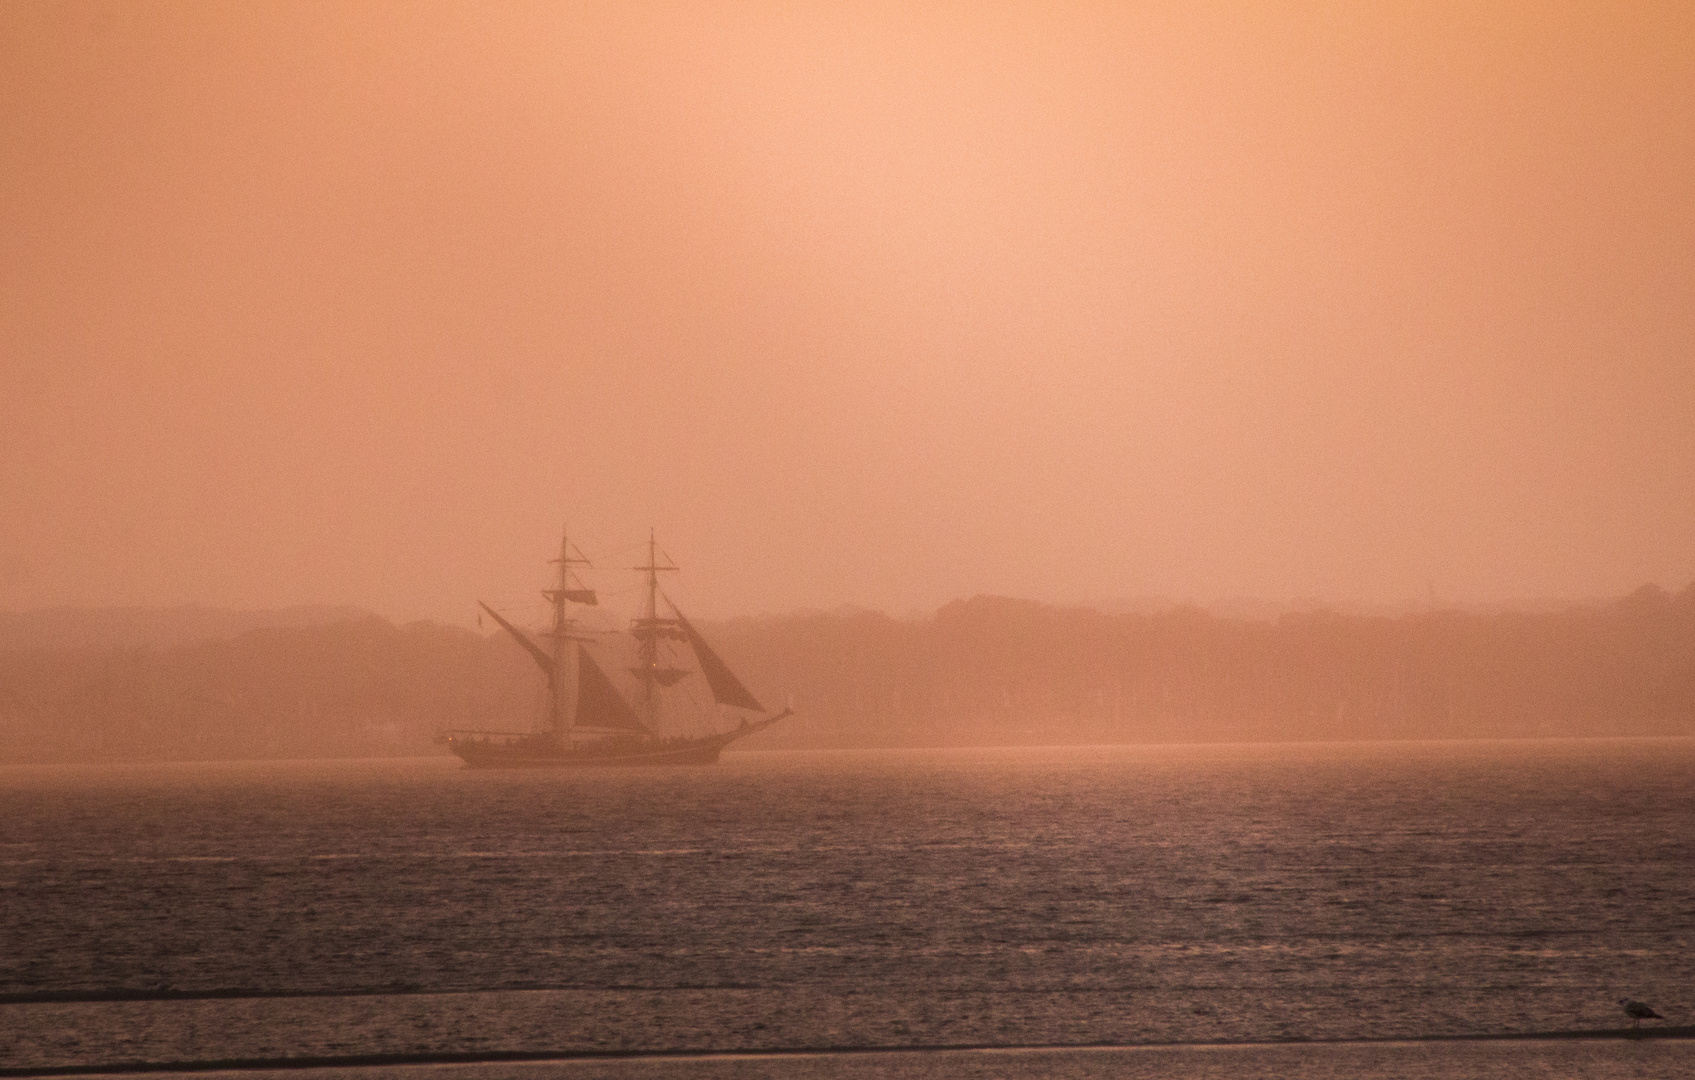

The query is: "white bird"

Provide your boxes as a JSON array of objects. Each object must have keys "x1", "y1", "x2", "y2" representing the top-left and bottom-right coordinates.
[{"x1": 1620, "y1": 998, "x2": 1663, "y2": 1028}]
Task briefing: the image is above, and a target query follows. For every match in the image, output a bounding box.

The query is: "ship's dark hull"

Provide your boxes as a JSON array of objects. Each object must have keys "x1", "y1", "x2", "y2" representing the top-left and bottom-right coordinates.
[
  {"x1": 444, "y1": 711, "x2": 789, "y2": 769},
  {"x1": 447, "y1": 732, "x2": 731, "y2": 768}
]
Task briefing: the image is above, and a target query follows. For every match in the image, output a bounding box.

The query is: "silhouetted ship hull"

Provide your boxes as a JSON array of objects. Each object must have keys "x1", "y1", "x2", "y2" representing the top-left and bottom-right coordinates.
[
  {"x1": 442, "y1": 529, "x2": 790, "y2": 769},
  {"x1": 447, "y1": 714, "x2": 787, "y2": 769}
]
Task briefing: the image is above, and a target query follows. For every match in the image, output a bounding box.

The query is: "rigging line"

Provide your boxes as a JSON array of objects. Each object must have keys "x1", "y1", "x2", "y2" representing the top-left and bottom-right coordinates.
[
  {"x1": 657, "y1": 587, "x2": 690, "y2": 613},
  {"x1": 480, "y1": 602, "x2": 545, "y2": 619},
  {"x1": 657, "y1": 587, "x2": 711, "y2": 625}
]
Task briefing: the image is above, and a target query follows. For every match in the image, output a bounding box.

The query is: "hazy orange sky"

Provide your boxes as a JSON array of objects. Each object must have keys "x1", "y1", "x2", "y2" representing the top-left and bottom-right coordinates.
[{"x1": 4, "y1": 1, "x2": 1692, "y2": 624}]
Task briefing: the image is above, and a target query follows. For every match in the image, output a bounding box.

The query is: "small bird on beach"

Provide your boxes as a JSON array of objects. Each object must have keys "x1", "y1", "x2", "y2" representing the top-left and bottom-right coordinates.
[{"x1": 1620, "y1": 998, "x2": 1663, "y2": 1028}]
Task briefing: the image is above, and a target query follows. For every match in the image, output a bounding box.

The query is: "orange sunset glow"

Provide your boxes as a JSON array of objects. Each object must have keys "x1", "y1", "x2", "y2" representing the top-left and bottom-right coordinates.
[{"x1": 4, "y1": 1, "x2": 1692, "y2": 622}]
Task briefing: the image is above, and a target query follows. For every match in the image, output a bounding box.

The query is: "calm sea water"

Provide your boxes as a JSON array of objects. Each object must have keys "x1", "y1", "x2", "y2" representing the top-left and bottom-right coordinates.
[{"x1": 2, "y1": 740, "x2": 1691, "y2": 1078}]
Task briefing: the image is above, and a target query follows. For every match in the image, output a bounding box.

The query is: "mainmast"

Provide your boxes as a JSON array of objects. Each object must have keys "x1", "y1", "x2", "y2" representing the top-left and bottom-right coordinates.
[{"x1": 630, "y1": 528, "x2": 681, "y2": 732}]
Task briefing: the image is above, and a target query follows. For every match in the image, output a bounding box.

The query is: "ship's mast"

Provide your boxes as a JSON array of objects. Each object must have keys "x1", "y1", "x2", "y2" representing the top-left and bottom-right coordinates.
[
  {"x1": 632, "y1": 528, "x2": 678, "y2": 732},
  {"x1": 543, "y1": 525, "x2": 591, "y2": 735}
]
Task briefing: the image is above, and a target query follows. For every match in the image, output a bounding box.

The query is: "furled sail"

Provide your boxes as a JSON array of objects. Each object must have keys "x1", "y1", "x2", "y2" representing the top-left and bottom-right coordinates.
[
  {"x1": 479, "y1": 601, "x2": 555, "y2": 686},
  {"x1": 629, "y1": 613, "x2": 690, "y2": 686},
  {"x1": 547, "y1": 587, "x2": 599, "y2": 606},
  {"x1": 671, "y1": 606, "x2": 765, "y2": 712},
  {"x1": 632, "y1": 618, "x2": 688, "y2": 641},
  {"x1": 576, "y1": 644, "x2": 648, "y2": 732}
]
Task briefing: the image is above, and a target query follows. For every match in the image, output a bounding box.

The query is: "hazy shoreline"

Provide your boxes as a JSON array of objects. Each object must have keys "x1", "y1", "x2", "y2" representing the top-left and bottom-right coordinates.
[{"x1": 3, "y1": 585, "x2": 1692, "y2": 765}]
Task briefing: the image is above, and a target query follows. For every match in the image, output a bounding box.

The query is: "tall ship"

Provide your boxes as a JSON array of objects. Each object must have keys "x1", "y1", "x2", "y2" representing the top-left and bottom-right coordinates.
[{"x1": 442, "y1": 529, "x2": 790, "y2": 767}]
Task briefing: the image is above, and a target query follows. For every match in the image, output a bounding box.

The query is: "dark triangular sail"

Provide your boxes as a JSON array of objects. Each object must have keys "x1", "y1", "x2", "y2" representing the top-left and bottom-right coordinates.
[
  {"x1": 576, "y1": 644, "x2": 648, "y2": 732},
  {"x1": 480, "y1": 601, "x2": 555, "y2": 685},
  {"x1": 671, "y1": 605, "x2": 765, "y2": 712}
]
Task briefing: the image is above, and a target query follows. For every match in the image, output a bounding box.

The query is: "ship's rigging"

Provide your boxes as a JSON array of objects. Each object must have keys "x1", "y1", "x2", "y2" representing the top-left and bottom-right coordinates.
[{"x1": 442, "y1": 527, "x2": 789, "y2": 767}]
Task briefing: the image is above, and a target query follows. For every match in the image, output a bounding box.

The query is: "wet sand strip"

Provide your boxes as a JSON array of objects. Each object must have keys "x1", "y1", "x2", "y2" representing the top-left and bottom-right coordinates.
[
  {"x1": 3, "y1": 1028, "x2": 1691, "y2": 1078},
  {"x1": 0, "y1": 986, "x2": 768, "y2": 1006}
]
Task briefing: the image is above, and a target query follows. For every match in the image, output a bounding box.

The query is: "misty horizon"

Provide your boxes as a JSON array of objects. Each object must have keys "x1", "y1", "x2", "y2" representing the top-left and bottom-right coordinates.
[
  {"x1": 6, "y1": 582, "x2": 1690, "y2": 768},
  {"x1": 3, "y1": 575, "x2": 1688, "y2": 639}
]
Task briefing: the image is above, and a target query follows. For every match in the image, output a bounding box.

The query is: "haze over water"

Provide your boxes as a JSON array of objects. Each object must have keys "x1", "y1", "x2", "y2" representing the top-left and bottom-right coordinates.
[{"x1": 5, "y1": 741, "x2": 1692, "y2": 1077}]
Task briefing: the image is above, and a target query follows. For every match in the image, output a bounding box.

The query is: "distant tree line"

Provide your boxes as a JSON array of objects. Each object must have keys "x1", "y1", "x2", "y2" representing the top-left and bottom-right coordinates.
[
  {"x1": 1, "y1": 584, "x2": 1690, "y2": 763},
  {"x1": 716, "y1": 583, "x2": 1695, "y2": 748},
  {"x1": 0, "y1": 619, "x2": 537, "y2": 763}
]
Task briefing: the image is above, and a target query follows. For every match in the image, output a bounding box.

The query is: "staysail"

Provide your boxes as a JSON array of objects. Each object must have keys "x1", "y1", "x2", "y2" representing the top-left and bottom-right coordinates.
[
  {"x1": 576, "y1": 643, "x2": 648, "y2": 733},
  {"x1": 479, "y1": 601, "x2": 555, "y2": 685},
  {"x1": 671, "y1": 605, "x2": 765, "y2": 712}
]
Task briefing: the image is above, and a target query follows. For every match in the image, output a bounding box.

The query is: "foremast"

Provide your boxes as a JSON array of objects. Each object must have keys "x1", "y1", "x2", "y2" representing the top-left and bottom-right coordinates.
[
  {"x1": 477, "y1": 526, "x2": 597, "y2": 738},
  {"x1": 541, "y1": 526, "x2": 595, "y2": 735}
]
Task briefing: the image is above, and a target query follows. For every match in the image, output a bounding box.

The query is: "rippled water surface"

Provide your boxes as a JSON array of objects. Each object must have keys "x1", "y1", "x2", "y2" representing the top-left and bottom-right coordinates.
[{"x1": 2, "y1": 740, "x2": 1691, "y2": 1076}]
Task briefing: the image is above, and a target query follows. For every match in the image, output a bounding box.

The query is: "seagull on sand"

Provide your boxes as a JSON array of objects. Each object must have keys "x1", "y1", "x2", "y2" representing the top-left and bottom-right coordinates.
[{"x1": 1620, "y1": 998, "x2": 1663, "y2": 1028}]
